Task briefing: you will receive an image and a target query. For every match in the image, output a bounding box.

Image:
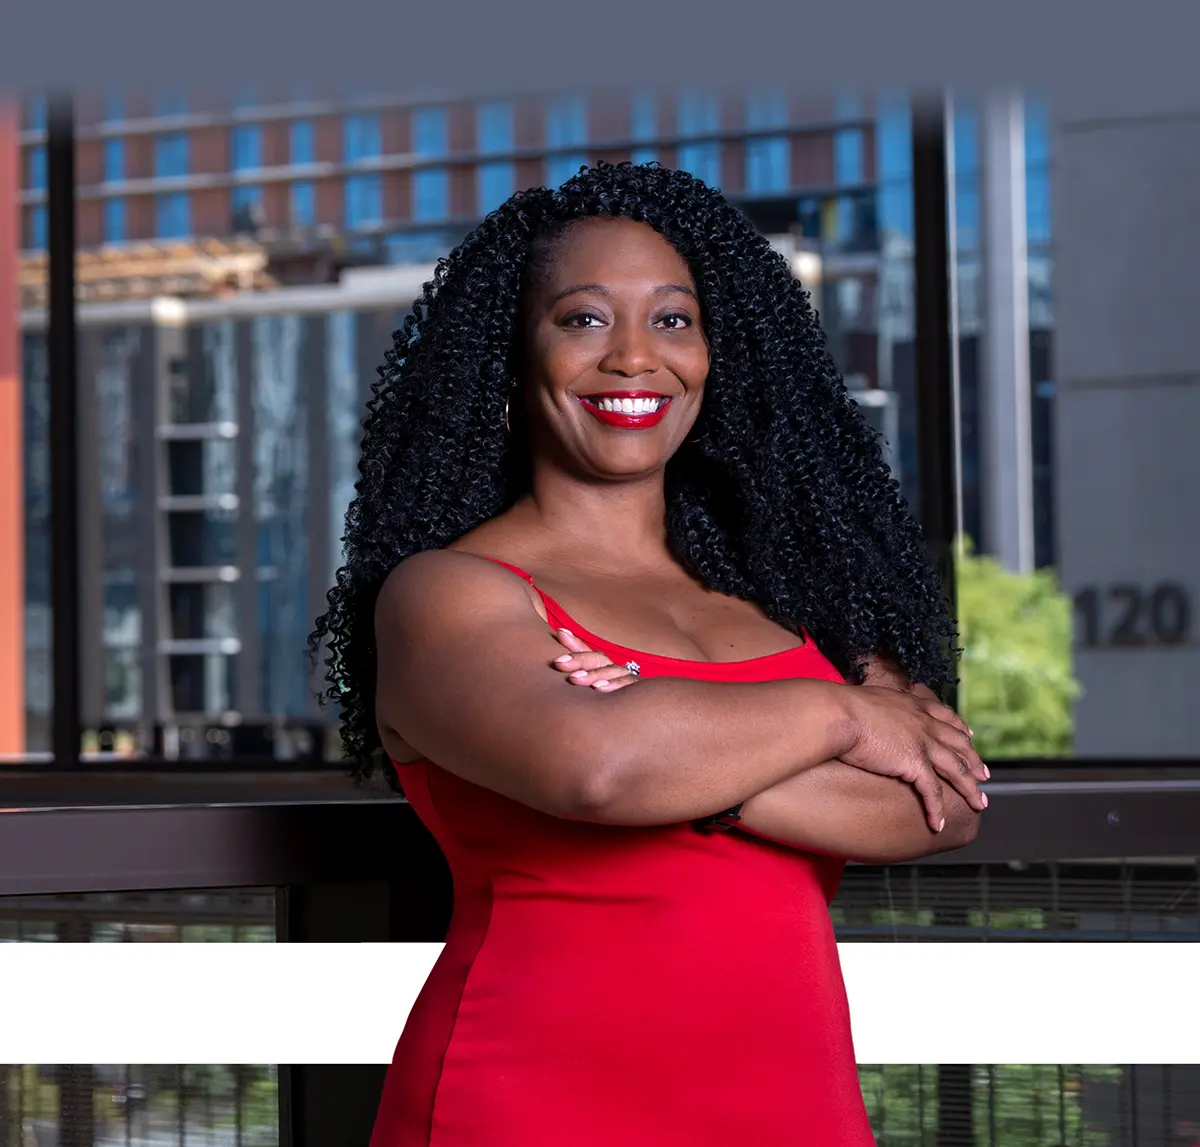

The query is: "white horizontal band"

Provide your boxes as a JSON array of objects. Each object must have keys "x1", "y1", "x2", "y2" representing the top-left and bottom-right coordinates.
[{"x1": 0, "y1": 943, "x2": 1194, "y2": 1063}]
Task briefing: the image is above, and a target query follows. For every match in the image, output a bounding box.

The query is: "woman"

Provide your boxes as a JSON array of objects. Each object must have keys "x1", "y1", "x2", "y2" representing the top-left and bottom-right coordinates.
[{"x1": 310, "y1": 162, "x2": 987, "y2": 1147}]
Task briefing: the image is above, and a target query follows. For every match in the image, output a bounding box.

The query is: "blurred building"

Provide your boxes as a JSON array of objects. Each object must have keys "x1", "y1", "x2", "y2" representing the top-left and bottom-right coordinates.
[
  {"x1": 12, "y1": 87, "x2": 909, "y2": 756},
  {"x1": 15, "y1": 89, "x2": 883, "y2": 278},
  {"x1": 9, "y1": 88, "x2": 1061, "y2": 758}
]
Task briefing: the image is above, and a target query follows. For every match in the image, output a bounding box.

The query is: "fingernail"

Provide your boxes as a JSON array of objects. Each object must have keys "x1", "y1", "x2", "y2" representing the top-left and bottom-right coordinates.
[
  {"x1": 968, "y1": 728, "x2": 975, "y2": 737},
  {"x1": 554, "y1": 655, "x2": 573, "y2": 664},
  {"x1": 558, "y1": 628, "x2": 574, "y2": 637},
  {"x1": 983, "y1": 765, "x2": 990, "y2": 780},
  {"x1": 937, "y1": 818, "x2": 945, "y2": 832},
  {"x1": 571, "y1": 670, "x2": 588, "y2": 679},
  {"x1": 981, "y1": 792, "x2": 988, "y2": 808},
  {"x1": 593, "y1": 680, "x2": 612, "y2": 690}
]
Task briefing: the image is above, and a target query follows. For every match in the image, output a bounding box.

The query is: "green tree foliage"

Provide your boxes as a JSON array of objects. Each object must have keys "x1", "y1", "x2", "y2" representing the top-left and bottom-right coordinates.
[{"x1": 955, "y1": 540, "x2": 1081, "y2": 760}]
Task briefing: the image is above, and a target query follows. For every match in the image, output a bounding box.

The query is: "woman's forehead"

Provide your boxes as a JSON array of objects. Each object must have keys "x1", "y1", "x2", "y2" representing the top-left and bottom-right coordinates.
[{"x1": 529, "y1": 217, "x2": 695, "y2": 291}]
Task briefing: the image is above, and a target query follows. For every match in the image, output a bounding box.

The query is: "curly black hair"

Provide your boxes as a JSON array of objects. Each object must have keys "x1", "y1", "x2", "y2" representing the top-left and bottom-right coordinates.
[{"x1": 309, "y1": 161, "x2": 958, "y2": 782}]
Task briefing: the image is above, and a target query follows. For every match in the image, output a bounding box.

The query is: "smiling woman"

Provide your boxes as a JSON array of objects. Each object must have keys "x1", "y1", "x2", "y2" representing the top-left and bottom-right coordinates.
[{"x1": 309, "y1": 163, "x2": 985, "y2": 1147}]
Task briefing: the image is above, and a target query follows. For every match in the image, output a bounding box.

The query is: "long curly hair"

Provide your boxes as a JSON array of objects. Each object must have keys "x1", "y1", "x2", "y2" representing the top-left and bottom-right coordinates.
[{"x1": 309, "y1": 162, "x2": 958, "y2": 783}]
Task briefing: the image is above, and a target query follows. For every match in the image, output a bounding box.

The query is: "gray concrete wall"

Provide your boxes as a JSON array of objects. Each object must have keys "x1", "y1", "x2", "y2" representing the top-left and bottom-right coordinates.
[{"x1": 1054, "y1": 108, "x2": 1200, "y2": 757}]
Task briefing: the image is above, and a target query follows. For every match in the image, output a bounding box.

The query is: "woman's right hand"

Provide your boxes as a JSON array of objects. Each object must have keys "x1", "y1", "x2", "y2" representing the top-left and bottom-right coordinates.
[{"x1": 837, "y1": 685, "x2": 988, "y2": 831}]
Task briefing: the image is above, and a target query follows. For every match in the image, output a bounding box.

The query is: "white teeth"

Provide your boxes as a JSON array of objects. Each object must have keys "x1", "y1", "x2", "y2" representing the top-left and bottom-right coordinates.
[{"x1": 591, "y1": 396, "x2": 665, "y2": 414}]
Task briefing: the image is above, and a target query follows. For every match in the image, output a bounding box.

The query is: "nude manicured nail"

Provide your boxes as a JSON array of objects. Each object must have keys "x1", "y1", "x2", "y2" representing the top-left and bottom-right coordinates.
[
  {"x1": 983, "y1": 765, "x2": 990, "y2": 780},
  {"x1": 937, "y1": 818, "x2": 945, "y2": 832},
  {"x1": 981, "y1": 792, "x2": 988, "y2": 809},
  {"x1": 555, "y1": 655, "x2": 573, "y2": 664},
  {"x1": 558, "y1": 628, "x2": 574, "y2": 637},
  {"x1": 571, "y1": 670, "x2": 588, "y2": 679}
]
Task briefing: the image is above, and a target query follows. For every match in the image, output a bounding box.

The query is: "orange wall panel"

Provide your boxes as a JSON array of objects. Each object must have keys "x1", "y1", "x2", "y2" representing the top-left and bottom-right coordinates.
[{"x1": 0, "y1": 102, "x2": 25, "y2": 754}]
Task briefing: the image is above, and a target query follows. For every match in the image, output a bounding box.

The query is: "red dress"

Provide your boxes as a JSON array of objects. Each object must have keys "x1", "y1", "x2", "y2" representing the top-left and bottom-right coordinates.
[{"x1": 370, "y1": 560, "x2": 876, "y2": 1147}]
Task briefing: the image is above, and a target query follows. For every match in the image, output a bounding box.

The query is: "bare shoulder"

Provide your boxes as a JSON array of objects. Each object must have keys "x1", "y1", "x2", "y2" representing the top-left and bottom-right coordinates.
[{"x1": 375, "y1": 549, "x2": 537, "y2": 638}]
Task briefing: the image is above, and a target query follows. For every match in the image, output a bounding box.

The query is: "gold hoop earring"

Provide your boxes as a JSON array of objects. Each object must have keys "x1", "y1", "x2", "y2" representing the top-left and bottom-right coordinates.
[{"x1": 504, "y1": 379, "x2": 518, "y2": 434}]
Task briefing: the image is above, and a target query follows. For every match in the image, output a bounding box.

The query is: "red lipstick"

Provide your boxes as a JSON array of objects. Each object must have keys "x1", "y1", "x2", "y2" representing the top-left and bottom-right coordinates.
[{"x1": 576, "y1": 391, "x2": 673, "y2": 430}]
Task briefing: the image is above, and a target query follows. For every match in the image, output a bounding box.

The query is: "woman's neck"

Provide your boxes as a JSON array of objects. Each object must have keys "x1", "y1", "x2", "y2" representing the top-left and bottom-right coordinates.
[{"x1": 515, "y1": 466, "x2": 673, "y2": 571}]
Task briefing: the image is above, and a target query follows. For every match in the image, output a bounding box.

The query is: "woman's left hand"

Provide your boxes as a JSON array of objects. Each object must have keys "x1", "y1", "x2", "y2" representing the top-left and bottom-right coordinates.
[{"x1": 550, "y1": 628, "x2": 643, "y2": 692}]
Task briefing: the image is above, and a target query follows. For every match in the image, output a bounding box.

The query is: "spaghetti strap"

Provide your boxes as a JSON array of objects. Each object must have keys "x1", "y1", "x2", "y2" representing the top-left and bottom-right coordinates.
[{"x1": 479, "y1": 555, "x2": 536, "y2": 584}]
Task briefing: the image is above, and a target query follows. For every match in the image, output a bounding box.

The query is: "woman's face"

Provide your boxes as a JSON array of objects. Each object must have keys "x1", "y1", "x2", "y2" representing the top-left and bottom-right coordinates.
[{"x1": 520, "y1": 217, "x2": 709, "y2": 481}]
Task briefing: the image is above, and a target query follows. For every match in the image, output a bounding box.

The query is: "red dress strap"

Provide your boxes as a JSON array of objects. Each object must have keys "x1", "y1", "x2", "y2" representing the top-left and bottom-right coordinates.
[
  {"x1": 479, "y1": 556, "x2": 577, "y2": 632},
  {"x1": 478, "y1": 556, "x2": 537, "y2": 584}
]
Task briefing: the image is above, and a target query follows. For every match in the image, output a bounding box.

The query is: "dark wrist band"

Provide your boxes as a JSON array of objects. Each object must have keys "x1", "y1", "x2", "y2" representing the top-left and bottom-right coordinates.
[{"x1": 692, "y1": 803, "x2": 745, "y2": 832}]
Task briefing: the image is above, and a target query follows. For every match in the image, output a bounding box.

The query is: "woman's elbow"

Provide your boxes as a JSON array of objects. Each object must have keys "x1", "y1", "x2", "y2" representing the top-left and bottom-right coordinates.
[
  {"x1": 916, "y1": 804, "x2": 981, "y2": 858},
  {"x1": 948, "y1": 804, "x2": 982, "y2": 848},
  {"x1": 856, "y1": 805, "x2": 982, "y2": 865},
  {"x1": 554, "y1": 746, "x2": 639, "y2": 824}
]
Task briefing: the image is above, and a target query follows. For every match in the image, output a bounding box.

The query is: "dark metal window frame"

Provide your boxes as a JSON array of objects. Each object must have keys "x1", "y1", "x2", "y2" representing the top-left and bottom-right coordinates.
[{"x1": 8, "y1": 89, "x2": 1197, "y2": 1147}]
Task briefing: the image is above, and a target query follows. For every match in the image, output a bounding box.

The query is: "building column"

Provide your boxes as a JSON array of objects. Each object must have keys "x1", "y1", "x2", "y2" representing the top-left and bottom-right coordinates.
[{"x1": 980, "y1": 90, "x2": 1035, "y2": 573}]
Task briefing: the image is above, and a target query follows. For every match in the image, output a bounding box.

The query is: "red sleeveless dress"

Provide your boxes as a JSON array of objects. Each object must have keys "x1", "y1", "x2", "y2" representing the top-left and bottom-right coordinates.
[{"x1": 370, "y1": 560, "x2": 876, "y2": 1147}]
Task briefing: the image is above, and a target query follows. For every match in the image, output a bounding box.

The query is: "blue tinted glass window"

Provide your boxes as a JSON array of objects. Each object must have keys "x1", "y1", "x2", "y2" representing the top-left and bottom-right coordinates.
[
  {"x1": 290, "y1": 120, "x2": 315, "y2": 165},
  {"x1": 744, "y1": 91, "x2": 788, "y2": 194},
  {"x1": 547, "y1": 152, "x2": 587, "y2": 187},
  {"x1": 477, "y1": 101, "x2": 514, "y2": 155},
  {"x1": 876, "y1": 95, "x2": 913, "y2": 240},
  {"x1": 953, "y1": 103, "x2": 979, "y2": 172},
  {"x1": 386, "y1": 230, "x2": 455, "y2": 265},
  {"x1": 28, "y1": 206, "x2": 46, "y2": 250},
  {"x1": 25, "y1": 95, "x2": 47, "y2": 133},
  {"x1": 1026, "y1": 169, "x2": 1051, "y2": 246},
  {"x1": 233, "y1": 184, "x2": 262, "y2": 211},
  {"x1": 676, "y1": 142, "x2": 721, "y2": 188},
  {"x1": 631, "y1": 92, "x2": 656, "y2": 141},
  {"x1": 477, "y1": 160, "x2": 515, "y2": 215},
  {"x1": 631, "y1": 146, "x2": 656, "y2": 166},
  {"x1": 745, "y1": 91, "x2": 788, "y2": 130},
  {"x1": 1024, "y1": 97, "x2": 1050, "y2": 166},
  {"x1": 835, "y1": 129, "x2": 863, "y2": 185},
  {"x1": 677, "y1": 92, "x2": 719, "y2": 137},
  {"x1": 345, "y1": 113, "x2": 382, "y2": 162},
  {"x1": 413, "y1": 107, "x2": 449, "y2": 156},
  {"x1": 232, "y1": 89, "x2": 258, "y2": 111},
  {"x1": 104, "y1": 198, "x2": 127, "y2": 242},
  {"x1": 1024, "y1": 96, "x2": 1052, "y2": 246},
  {"x1": 104, "y1": 92, "x2": 124, "y2": 122},
  {"x1": 104, "y1": 138, "x2": 125, "y2": 183},
  {"x1": 231, "y1": 124, "x2": 262, "y2": 170},
  {"x1": 154, "y1": 133, "x2": 189, "y2": 178},
  {"x1": 952, "y1": 103, "x2": 981, "y2": 249},
  {"x1": 745, "y1": 139, "x2": 788, "y2": 194},
  {"x1": 547, "y1": 95, "x2": 587, "y2": 147},
  {"x1": 834, "y1": 91, "x2": 865, "y2": 193},
  {"x1": 291, "y1": 181, "x2": 316, "y2": 226},
  {"x1": 27, "y1": 146, "x2": 46, "y2": 191},
  {"x1": 155, "y1": 192, "x2": 190, "y2": 238},
  {"x1": 346, "y1": 173, "x2": 383, "y2": 227},
  {"x1": 877, "y1": 99, "x2": 912, "y2": 179},
  {"x1": 413, "y1": 167, "x2": 449, "y2": 222},
  {"x1": 956, "y1": 181, "x2": 980, "y2": 248}
]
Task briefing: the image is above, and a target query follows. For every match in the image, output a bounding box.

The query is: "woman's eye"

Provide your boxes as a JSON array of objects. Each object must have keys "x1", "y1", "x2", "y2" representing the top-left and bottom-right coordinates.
[
  {"x1": 658, "y1": 313, "x2": 692, "y2": 330},
  {"x1": 563, "y1": 313, "x2": 603, "y2": 329}
]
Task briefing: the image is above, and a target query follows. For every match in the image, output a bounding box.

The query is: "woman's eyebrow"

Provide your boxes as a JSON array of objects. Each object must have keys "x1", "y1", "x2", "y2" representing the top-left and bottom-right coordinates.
[{"x1": 551, "y1": 282, "x2": 699, "y2": 303}]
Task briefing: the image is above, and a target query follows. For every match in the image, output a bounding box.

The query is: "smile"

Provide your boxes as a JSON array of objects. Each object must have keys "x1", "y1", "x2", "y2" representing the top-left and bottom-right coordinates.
[{"x1": 577, "y1": 391, "x2": 672, "y2": 430}]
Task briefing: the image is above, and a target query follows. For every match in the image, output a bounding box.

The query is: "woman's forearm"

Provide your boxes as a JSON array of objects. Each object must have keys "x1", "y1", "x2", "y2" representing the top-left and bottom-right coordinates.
[{"x1": 737, "y1": 759, "x2": 981, "y2": 863}]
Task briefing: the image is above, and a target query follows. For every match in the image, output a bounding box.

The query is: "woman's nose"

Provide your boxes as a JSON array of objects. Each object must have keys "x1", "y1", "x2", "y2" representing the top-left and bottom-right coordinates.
[{"x1": 598, "y1": 323, "x2": 659, "y2": 377}]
